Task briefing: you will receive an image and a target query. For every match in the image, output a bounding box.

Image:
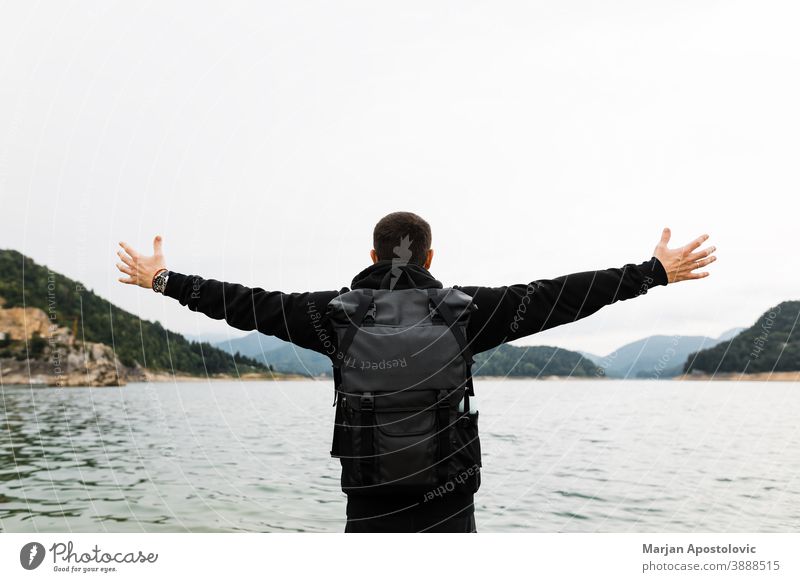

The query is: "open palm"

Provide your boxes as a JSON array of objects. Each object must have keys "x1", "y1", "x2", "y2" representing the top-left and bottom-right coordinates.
[
  {"x1": 653, "y1": 228, "x2": 717, "y2": 284},
  {"x1": 116, "y1": 236, "x2": 168, "y2": 289}
]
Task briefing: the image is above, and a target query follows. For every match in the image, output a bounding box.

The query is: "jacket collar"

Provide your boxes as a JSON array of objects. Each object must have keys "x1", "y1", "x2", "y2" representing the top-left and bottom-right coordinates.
[{"x1": 350, "y1": 260, "x2": 443, "y2": 291}]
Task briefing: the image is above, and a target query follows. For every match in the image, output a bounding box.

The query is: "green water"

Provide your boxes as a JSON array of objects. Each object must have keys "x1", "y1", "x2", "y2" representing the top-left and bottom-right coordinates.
[{"x1": 1, "y1": 379, "x2": 798, "y2": 532}]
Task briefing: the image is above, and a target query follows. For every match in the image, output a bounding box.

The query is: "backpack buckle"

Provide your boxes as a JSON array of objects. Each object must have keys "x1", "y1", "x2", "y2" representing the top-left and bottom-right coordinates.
[
  {"x1": 361, "y1": 393, "x2": 374, "y2": 411},
  {"x1": 428, "y1": 299, "x2": 442, "y2": 322}
]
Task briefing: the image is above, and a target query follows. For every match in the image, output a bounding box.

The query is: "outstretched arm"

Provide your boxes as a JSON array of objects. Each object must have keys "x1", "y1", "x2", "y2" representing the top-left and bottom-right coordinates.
[
  {"x1": 460, "y1": 228, "x2": 717, "y2": 354},
  {"x1": 116, "y1": 236, "x2": 341, "y2": 354}
]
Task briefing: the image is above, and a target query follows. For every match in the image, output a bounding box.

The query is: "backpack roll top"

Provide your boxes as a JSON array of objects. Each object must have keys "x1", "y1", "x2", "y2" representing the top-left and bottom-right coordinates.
[{"x1": 327, "y1": 287, "x2": 481, "y2": 497}]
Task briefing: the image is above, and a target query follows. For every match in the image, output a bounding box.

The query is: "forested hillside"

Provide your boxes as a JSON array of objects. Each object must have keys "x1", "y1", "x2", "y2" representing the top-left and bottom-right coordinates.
[{"x1": 0, "y1": 249, "x2": 266, "y2": 375}]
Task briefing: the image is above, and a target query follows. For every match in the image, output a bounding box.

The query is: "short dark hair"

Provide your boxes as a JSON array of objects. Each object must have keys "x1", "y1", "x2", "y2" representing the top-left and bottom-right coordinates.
[{"x1": 373, "y1": 212, "x2": 432, "y2": 266}]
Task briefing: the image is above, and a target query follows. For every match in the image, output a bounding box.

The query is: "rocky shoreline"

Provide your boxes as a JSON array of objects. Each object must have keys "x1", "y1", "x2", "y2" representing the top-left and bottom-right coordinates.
[
  {"x1": 0, "y1": 369, "x2": 307, "y2": 387},
  {"x1": 3, "y1": 301, "x2": 797, "y2": 387},
  {"x1": 674, "y1": 371, "x2": 800, "y2": 382},
  {"x1": 0, "y1": 303, "x2": 301, "y2": 387}
]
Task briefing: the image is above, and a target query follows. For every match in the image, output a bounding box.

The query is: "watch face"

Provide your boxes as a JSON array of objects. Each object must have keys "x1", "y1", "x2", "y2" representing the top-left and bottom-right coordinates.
[{"x1": 154, "y1": 271, "x2": 168, "y2": 293}]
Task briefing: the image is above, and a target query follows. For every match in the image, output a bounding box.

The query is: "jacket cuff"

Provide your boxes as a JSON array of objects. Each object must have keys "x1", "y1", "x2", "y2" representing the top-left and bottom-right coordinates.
[
  {"x1": 642, "y1": 256, "x2": 669, "y2": 287},
  {"x1": 164, "y1": 271, "x2": 187, "y2": 299}
]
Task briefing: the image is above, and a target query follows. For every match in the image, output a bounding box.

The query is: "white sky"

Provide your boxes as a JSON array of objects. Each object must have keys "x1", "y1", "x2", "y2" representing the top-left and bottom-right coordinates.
[{"x1": 0, "y1": 1, "x2": 797, "y2": 355}]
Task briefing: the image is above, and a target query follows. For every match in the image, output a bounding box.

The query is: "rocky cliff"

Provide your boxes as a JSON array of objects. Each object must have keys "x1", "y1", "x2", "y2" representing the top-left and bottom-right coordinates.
[{"x1": 0, "y1": 302, "x2": 131, "y2": 387}]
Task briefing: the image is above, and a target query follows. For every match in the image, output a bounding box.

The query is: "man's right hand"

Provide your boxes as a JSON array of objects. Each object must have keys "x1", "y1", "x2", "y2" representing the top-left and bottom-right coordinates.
[
  {"x1": 116, "y1": 236, "x2": 168, "y2": 289},
  {"x1": 653, "y1": 227, "x2": 717, "y2": 284}
]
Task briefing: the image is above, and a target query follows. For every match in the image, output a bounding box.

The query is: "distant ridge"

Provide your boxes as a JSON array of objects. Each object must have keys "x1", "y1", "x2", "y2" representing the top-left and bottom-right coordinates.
[
  {"x1": 685, "y1": 302, "x2": 799, "y2": 374},
  {"x1": 212, "y1": 332, "x2": 330, "y2": 376},
  {"x1": 581, "y1": 330, "x2": 745, "y2": 379},
  {"x1": 473, "y1": 343, "x2": 599, "y2": 377},
  {"x1": 216, "y1": 331, "x2": 600, "y2": 378}
]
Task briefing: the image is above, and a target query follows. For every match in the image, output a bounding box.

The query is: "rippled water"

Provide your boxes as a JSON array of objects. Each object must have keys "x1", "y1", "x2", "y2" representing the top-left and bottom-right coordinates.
[{"x1": 1, "y1": 379, "x2": 798, "y2": 532}]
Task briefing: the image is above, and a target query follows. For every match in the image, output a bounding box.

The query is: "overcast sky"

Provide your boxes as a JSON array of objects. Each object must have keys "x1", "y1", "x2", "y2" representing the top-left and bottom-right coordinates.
[{"x1": 1, "y1": 1, "x2": 797, "y2": 355}]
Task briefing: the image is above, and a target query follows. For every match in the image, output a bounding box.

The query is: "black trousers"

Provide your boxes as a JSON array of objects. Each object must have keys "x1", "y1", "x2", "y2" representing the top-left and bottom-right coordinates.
[{"x1": 344, "y1": 503, "x2": 477, "y2": 533}]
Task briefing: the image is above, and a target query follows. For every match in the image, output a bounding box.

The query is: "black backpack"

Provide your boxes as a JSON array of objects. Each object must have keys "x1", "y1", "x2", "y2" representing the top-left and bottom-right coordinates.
[{"x1": 326, "y1": 287, "x2": 482, "y2": 497}]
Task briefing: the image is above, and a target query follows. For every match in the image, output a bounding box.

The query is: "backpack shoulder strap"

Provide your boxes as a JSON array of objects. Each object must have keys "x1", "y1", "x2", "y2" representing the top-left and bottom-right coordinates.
[
  {"x1": 427, "y1": 288, "x2": 474, "y2": 366},
  {"x1": 332, "y1": 288, "x2": 374, "y2": 369},
  {"x1": 428, "y1": 288, "x2": 476, "y2": 398}
]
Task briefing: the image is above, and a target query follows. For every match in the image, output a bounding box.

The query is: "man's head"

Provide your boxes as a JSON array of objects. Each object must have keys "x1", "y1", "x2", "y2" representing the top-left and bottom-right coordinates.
[{"x1": 371, "y1": 211, "x2": 433, "y2": 269}]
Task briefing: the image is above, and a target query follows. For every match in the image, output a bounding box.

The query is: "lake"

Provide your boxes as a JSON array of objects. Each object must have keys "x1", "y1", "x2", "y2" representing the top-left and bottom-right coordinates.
[{"x1": 1, "y1": 379, "x2": 798, "y2": 532}]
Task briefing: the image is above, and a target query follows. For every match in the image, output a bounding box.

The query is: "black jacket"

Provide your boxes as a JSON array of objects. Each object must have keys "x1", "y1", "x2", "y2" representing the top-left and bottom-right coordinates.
[{"x1": 164, "y1": 256, "x2": 668, "y2": 522}]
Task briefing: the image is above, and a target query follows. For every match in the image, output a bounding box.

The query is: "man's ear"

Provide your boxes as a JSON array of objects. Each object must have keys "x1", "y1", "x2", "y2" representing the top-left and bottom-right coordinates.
[
  {"x1": 370, "y1": 249, "x2": 379, "y2": 264},
  {"x1": 424, "y1": 249, "x2": 434, "y2": 270}
]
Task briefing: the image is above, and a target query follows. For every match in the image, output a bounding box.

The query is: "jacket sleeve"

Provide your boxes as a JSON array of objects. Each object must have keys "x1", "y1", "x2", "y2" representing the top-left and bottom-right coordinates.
[
  {"x1": 458, "y1": 257, "x2": 669, "y2": 354},
  {"x1": 163, "y1": 272, "x2": 342, "y2": 355}
]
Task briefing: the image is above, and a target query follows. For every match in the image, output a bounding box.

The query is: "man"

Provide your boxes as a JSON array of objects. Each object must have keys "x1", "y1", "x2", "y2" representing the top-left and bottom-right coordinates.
[{"x1": 116, "y1": 211, "x2": 716, "y2": 532}]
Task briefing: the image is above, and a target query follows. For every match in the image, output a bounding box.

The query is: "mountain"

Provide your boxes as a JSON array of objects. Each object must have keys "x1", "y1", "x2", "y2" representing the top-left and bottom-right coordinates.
[
  {"x1": 257, "y1": 343, "x2": 332, "y2": 376},
  {"x1": 579, "y1": 329, "x2": 746, "y2": 379},
  {"x1": 717, "y1": 327, "x2": 746, "y2": 342},
  {"x1": 473, "y1": 343, "x2": 599, "y2": 377},
  {"x1": 216, "y1": 332, "x2": 599, "y2": 378},
  {"x1": 578, "y1": 350, "x2": 602, "y2": 365},
  {"x1": 214, "y1": 333, "x2": 286, "y2": 360},
  {"x1": 685, "y1": 302, "x2": 800, "y2": 374},
  {"x1": 0, "y1": 249, "x2": 267, "y2": 384},
  {"x1": 182, "y1": 331, "x2": 252, "y2": 345},
  {"x1": 602, "y1": 335, "x2": 717, "y2": 379},
  {"x1": 213, "y1": 332, "x2": 331, "y2": 376}
]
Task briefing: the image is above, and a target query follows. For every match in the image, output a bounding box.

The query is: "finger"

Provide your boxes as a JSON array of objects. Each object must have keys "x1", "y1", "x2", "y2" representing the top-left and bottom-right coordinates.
[
  {"x1": 686, "y1": 271, "x2": 710, "y2": 279},
  {"x1": 658, "y1": 227, "x2": 671, "y2": 246},
  {"x1": 688, "y1": 255, "x2": 716, "y2": 270},
  {"x1": 116, "y1": 262, "x2": 134, "y2": 276},
  {"x1": 677, "y1": 257, "x2": 714, "y2": 277},
  {"x1": 686, "y1": 245, "x2": 716, "y2": 262},
  {"x1": 153, "y1": 235, "x2": 163, "y2": 255},
  {"x1": 119, "y1": 241, "x2": 139, "y2": 258},
  {"x1": 681, "y1": 233, "x2": 710, "y2": 254},
  {"x1": 117, "y1": 250, "x2": 136, "y2": 267},
  {"x1": 118, "y1": 276, "x2": 135, "y2": 284}
]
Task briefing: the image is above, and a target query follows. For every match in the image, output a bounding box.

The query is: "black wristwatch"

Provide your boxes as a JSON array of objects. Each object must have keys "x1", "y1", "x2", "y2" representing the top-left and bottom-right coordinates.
[{"x1": 152, "y1": 269, "x2": 170, "y2": 294}]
